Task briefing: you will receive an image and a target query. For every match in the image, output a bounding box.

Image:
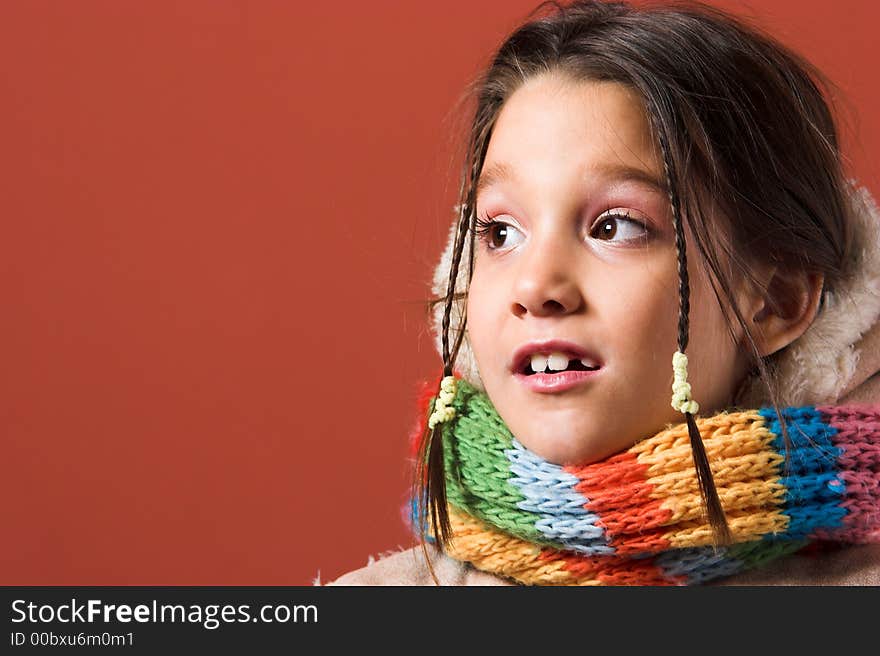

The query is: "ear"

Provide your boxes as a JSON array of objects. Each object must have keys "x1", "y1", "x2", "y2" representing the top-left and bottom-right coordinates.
[{"x1": 747, "y1": 267, "x2": 824, "y2": 358}]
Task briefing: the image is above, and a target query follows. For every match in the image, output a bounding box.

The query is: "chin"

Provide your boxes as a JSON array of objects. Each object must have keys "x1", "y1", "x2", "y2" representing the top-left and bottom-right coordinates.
[{"x1": 515, "y1": 423, "x2": 616, "y2": 467}]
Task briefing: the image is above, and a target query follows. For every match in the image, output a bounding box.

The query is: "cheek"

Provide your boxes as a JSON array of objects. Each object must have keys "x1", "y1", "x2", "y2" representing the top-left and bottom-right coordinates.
[
  {"x1": 687, "y1": 251, "x2": 741, "y2": 349},
  {"x1": 676, "y1": 255, "x2": 748, "y2": 407},
  {"x1": 689, "y1": 277, "x2": 743, "y2": 381},
  {"x1": 598, "y1": 264, "x2": 679, "y2": 354},
  {"x1": 465, "y1": 273, "x2": 499, "y2": 364}
]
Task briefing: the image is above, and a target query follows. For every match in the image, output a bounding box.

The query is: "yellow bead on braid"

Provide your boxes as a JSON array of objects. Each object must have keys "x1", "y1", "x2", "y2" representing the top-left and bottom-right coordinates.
[
  {"x1": 428, "y1": 375, "x2": 458, "y2": 429},
  {"x1": 671, "y1": 350, "x2": 699, "y2": 415}
]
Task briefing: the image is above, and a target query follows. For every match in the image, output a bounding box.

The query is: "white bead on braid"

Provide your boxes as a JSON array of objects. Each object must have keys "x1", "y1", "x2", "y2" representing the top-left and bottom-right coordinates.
[
  {"x1": 428, "y1": 375, "x2": 458, "y2": 429},
  {"x1": 671, "y1": 350, "x2": 700, "y2": 415}
]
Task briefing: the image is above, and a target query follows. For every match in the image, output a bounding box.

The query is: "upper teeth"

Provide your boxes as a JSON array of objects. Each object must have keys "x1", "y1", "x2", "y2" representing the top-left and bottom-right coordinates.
[{"x1": 529, "y1": 351, "x2": 597, "y2": 373}]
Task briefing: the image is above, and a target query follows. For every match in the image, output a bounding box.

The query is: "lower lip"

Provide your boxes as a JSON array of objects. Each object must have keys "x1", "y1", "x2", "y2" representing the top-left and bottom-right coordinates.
[{"x1": 514, "y1": 369, "x2": 601, "y2": 393}]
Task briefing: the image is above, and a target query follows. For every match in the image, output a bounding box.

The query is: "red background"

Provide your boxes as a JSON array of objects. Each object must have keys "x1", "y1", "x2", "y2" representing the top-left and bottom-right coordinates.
[{"x1": 1, "y1": 1, "x2": 877, "y2": 585}]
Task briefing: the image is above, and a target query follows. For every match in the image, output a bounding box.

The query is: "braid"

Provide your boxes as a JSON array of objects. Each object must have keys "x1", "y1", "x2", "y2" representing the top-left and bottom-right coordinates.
[
  {"x1": 416, "y1": 142, "x2": 481, "y2": 580},
  {"x1": 440, "y1": 202, "x2": 469, "y2": 373},
  {"x1": 662, "y1": 147, "x2": 690, "y2": 354},
  {"x1": 653, "y1": 108, "x2": 732, "y2": 546}
]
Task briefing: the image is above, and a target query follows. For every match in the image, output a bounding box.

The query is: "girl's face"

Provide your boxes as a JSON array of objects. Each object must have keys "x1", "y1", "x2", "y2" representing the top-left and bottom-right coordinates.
[{"x1": 467, "y1": 74, "x2": 754, "y2": 465}]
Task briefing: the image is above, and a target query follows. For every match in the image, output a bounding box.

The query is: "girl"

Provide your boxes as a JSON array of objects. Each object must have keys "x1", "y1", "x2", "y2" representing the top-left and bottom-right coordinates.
[{"x1": 328, "y1": 0, "x2": 880, "y2": 585}]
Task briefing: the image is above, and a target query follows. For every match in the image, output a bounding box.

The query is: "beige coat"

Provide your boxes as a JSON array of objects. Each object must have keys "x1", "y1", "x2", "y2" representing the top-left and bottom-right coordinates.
[{"x1": 327, "y1": 184, "x2": 880, "y2": 586}]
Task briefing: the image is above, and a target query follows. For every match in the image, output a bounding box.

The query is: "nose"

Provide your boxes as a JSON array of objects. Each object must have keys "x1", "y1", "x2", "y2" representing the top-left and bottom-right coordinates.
[{"x1": 511, "y1": 233, "x2": 585, "y2": 318}]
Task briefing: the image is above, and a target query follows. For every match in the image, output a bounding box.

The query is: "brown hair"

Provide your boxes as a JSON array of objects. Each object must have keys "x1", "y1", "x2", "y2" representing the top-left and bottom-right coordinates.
[{"x1": 413, "y1": 0, "x2": 854, "y2": 578}]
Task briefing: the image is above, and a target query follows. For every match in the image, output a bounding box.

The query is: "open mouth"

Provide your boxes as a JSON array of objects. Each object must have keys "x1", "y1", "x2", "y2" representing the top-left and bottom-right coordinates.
[{"x1": 521, "y1": 354, "x2": 601, "y2": 376}]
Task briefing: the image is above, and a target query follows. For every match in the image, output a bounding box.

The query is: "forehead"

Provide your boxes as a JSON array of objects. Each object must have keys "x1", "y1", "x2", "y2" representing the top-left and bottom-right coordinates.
[{"x1": 478, "y1": 75, "x2": 662, "y2": 193}]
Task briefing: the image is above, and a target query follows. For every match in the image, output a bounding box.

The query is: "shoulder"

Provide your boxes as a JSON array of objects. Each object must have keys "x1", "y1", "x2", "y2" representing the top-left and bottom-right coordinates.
[
  {"x1": 323, "y1": 544, "x2": 516, "y2": 587},
  {"x1": 716, "y1": 543, "x2": 880, "y2": 586}
]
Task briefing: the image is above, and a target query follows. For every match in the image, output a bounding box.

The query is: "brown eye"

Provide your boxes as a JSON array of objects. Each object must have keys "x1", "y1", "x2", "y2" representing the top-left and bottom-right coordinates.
[
  {"x1": 474, "y1": 217, "x2": 524, "y2": 251},
  {"x1": 489, "y1": 223, "x2": 509, "y2": 249},
  {"x1": 596, "y1": 219, "x2": 618, "y2": 240},
  {"x1": 591, "y1": 213, "x2": 649, "y2": 242}
]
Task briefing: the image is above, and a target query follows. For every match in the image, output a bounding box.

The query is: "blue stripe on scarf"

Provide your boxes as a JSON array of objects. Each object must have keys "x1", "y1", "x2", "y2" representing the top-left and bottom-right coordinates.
[
  {"x1": 759, "y1": 406, "x2": 846, "y2": 539},
  {"x1": 506, "y1": 439, "x2": 614, "y2": 555}
]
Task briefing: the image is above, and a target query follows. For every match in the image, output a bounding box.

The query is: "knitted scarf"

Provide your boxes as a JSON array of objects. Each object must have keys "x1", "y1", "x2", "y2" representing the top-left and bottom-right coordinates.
[{"x1": 408, "y1": 375, "x2": 880, "y2": 585}]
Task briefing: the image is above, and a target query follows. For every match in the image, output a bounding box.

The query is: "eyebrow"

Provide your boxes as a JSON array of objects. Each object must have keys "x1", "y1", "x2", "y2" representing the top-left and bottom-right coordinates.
[{"x1": 475, "y1": 160, "x2": 667, "y2": 196}]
